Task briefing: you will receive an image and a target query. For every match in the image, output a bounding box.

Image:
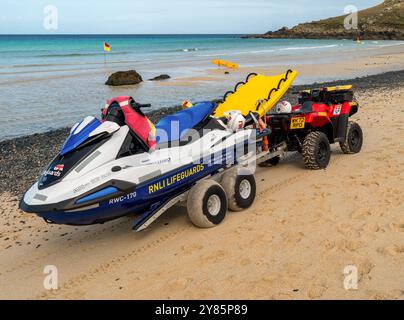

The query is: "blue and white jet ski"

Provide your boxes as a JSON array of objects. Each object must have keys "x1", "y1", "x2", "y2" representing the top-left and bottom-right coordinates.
[{"x1": 20, "y1": 96, "x2": 258, "y2": 230}]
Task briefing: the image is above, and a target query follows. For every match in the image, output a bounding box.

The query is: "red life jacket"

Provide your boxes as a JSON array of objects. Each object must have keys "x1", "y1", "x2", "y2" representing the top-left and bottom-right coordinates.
[{"x1": 102, "y1": 96, "x2": 156, "y2": 151}]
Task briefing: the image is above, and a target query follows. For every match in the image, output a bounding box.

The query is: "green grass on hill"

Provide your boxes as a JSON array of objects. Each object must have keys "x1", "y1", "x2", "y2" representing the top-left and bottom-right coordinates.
[{"x1": 307, "y1": 0, "x2": 404, "y2": 28}]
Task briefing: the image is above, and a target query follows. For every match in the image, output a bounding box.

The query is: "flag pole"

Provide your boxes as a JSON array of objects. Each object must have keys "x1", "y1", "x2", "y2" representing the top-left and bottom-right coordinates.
[
  {"x1": 103, "y1": 42, "x2": 106, "y2": 64},
  {"x1": 103, "y1": 42, "x2": 110, "y2": 64}
]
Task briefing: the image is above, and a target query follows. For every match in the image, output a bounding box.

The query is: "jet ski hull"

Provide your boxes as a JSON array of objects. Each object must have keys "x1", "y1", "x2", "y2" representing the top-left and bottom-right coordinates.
[{"x1": 21, "y1": 154, "x2": 232, "y2": 226}]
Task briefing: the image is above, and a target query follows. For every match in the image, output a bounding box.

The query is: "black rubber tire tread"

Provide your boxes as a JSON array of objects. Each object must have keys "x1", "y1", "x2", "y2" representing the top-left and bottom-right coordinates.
[
  {"x1": 340, "y1": 121, "x2": 363, "y2": 154},
  {"x1": 302, "y1": 131, "x2": 331, "y2": 170}
]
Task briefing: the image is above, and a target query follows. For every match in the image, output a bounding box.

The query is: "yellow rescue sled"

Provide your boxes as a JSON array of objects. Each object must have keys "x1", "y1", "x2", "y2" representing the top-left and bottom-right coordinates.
[
  {"x1": 212, "y1": 59, "x2": 239, "y2": 69},
  {"x1": 214, "y1": 70, "x2": 298, "y2": 118}
]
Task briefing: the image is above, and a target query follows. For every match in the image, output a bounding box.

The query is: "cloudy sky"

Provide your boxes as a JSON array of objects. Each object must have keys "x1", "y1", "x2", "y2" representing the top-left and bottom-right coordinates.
[{"x1": 0, "y1": 0, "x2": 382, "y2": 34}]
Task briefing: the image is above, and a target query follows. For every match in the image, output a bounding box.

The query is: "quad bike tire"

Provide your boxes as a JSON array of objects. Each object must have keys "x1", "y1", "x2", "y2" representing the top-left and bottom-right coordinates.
[
  {"x1": 340, "y1": 121, "x2": 363, "y2": 154},
  {"x1": 221, "y1": 167, "x2": 256, "y2": 212},
  {"x1": 187, "y1": 180, "x2": 228, "y2": 228},
  {"x1": 302, "y1": 131, "x2": 331, "y2": 170}
]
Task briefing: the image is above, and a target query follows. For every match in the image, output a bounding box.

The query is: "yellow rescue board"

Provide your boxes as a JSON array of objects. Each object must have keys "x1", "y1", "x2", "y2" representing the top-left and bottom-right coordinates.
[
  {"x1": 214, "y1": 70, "x2": 298, "y2": 118},
  {"x1": 212, "y1": 59, "x2": 239, "y2": 69}
]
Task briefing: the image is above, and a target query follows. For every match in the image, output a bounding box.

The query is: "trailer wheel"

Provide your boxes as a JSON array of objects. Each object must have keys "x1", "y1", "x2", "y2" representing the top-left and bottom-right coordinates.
[
  {"x1": 221, "y1": 167, "x2": 256, "y2": 211},
  {"x1": 340, "y1": 121, "x2": 363, "y2": 154},
  {"x1": 302, "y1": 131, "x2": 331, "y2": 169},
  {"x1": 187, "y1": 180, "x2": 228, "y2": 228}
]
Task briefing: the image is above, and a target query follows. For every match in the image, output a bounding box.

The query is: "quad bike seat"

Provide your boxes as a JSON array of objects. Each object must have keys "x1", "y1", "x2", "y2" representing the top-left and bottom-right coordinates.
[{"x1": 155, "y1": 102, "x2": 216, "y2": 144}]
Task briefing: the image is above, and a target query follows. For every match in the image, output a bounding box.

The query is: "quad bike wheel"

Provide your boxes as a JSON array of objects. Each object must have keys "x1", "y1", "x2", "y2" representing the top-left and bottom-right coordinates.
[
  {"x1": 221, "y1": 167, "x2": 256, "y2": 212},
  {"x1": 187, "y1": 180, "x2": 228, "y2": 228},
  {"x1": 340, "y1": 121, "x2": 363, "y2": 154},
  {"x1": 302, "y1": 131, "x2": 331, "y2": 170}
]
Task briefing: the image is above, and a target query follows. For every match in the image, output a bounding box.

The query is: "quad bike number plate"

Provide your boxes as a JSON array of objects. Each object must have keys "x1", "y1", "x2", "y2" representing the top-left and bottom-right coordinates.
[{"x1": 290, "y1": 117, "x2": 305, "y2": 129}]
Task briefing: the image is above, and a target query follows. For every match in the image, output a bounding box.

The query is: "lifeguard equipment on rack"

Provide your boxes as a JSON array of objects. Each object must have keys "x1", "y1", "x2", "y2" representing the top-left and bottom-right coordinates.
[
  {"x1": 274, "y1": 101, "x2": 292, "y2": 114},
  {"x1": 214, "y1": 70, "x2": 298, "y2": 118},
  {"x1": 297, "y1": 85, "x2": 354, "y2": 105},
  {"x1": 224, "y1": 110, "x2": 246, "y2": 133}
]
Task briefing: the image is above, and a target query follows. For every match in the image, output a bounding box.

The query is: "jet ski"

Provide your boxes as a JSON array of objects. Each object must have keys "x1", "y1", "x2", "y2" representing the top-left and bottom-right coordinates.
[{"x1": 20, "y1": 70, "x2": 297, "y2": 231}]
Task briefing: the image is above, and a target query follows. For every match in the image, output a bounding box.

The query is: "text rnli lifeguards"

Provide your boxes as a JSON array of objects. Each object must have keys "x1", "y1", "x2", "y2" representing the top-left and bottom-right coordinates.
[{"x1": 148, "y1": 164, "x2": 205, "y2": 194}]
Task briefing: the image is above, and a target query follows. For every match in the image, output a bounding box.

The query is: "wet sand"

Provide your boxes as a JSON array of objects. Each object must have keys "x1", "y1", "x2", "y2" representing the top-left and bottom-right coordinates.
[{"x1": 0, "y1": 71, "x2": 403, "y2": 300}]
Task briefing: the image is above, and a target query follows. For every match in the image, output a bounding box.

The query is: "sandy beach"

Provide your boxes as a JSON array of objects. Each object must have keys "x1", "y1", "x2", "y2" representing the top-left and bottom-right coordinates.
[{"x1": 0, "y1": 68, "x2": 403, "y2": 299}]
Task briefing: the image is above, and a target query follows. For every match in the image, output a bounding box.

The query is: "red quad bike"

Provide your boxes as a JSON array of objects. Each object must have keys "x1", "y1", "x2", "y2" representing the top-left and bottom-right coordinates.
[{"x1": 266, "y1": 85, "x2": 363, "y2": 169}]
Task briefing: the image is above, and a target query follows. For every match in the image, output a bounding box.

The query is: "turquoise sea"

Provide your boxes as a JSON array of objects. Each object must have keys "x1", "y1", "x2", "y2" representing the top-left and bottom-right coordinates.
[{"x1": 0, "y1": 34, "x2": 403, "y2": 140}]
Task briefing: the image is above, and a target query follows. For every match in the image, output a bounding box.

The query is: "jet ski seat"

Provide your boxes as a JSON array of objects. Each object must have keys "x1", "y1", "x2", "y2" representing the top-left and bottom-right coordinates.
[{"x1": 155, "y1": 102, "x2": 216, "y2": 144}]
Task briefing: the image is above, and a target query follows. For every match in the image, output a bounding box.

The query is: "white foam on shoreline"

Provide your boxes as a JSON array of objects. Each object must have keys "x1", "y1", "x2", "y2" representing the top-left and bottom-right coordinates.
[{"x1": 197, "y1": 44, "x2": 341, "y2": 57}]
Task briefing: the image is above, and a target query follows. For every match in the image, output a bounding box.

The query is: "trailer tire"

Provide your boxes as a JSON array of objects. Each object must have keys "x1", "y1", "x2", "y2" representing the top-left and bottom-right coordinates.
[
  {"x1": 302, "y1": 131, "x2": 331, "y2": 169},
  {"x1": 187, "y1": 180, "x2": 228, "y2": 228},
  {"x1": 221, "y1": 168, "x2": 256, "y2": 212},
  {"x1": 340, "y1": 121, "x2": 363, "y2": 154}
]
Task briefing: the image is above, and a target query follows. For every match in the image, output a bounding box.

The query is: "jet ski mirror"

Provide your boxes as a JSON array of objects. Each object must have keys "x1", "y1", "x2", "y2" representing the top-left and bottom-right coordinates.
[
  {"x1": 130, "y1": 101, "x2": 152, "y2": 117},
  {"x1": 131, "y1": 101, "x2": 152, "y2": 109}
]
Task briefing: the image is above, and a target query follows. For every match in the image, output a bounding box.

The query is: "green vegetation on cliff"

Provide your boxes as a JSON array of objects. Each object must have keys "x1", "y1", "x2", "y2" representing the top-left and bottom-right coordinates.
[{"x1": 244, "y1": 0, "x2": 404, "y2": 40}]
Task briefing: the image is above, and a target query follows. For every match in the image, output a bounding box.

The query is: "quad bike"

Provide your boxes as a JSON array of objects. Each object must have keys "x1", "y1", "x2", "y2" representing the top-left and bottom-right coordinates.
[{"x1": 266, "y1": 85, "x2": 363, "y2": 169}]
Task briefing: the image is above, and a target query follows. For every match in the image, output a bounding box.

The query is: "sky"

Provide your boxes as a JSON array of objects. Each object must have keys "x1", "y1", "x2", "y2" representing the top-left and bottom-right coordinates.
[{"x1": 0, "y1": 0, "x2": 383, "y2": 34}]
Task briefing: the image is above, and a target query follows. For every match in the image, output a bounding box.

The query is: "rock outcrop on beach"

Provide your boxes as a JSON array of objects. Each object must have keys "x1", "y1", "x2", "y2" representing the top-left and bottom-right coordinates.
[
  {"x1": 105, "y1": 70, "x2": 143, "y2": 86},
  {"x1": 243, "y1": 0, "x2": 404, "y2": 40},
  {"x1": 149, "y1": 74, "x2": 171, "y2": 81}
]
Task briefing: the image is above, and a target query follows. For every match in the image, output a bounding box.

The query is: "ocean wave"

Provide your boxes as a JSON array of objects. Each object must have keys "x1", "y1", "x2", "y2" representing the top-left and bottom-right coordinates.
[
  {"x1": 197, "y1": 45, "x2": 339, "y2": 57},
  {"x1": 278, "y1": 44, "x2": 340, "y2": 51},
  {"x1": 198, "y1": 49, "x2": 276, "y2": 57},
  {"x1": 6, "y1": 57, "x2": 151, "y2": 69},
  {"x1": 0, "y1": 49, "x2": 50, "y2": 54},
  {"x1": 38, "y1": 51, "x2": 130, "y2": 58},
  {"x1": 179, "y1": 48, "x2": 200, "y2": 52},
  {"x1": 376, "y1": 42, "x2": 404, "y2": 48}
]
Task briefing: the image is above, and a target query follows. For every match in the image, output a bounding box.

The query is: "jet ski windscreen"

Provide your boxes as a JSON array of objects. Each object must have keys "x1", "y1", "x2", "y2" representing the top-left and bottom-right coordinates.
[{"x1": 38, "y1": 137, "x2": 107, "y2": 190}]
